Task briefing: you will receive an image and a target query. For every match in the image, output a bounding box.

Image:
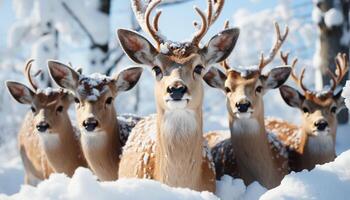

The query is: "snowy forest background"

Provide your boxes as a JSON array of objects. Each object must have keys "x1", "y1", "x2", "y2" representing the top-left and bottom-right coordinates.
[{"x1": 0, "y1": 0, "x2": 349, "y2": 199}]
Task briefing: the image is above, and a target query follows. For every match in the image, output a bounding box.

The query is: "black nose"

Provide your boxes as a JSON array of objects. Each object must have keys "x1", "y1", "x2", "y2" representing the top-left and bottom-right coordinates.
[
  {"x1": 167, "y1": 85, "x2": 187, "y2": 101},
  {"x1": 83, "y1": 118, "x2": 99, "y2": 132},
  {"x1": 36, "y1": 122, "x2": 50, "y2": 132},
  {"x1": 315, "y1": 120, "x2": 328, "y2": 131},
  {"x1": 236, "y1": 102, "x2": 251, "y2": 113}
]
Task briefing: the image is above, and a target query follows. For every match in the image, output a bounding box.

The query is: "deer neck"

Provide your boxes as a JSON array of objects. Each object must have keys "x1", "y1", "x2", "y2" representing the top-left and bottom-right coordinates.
[
  {"x1": 228, "y1": 104, "x2": 284, "y2": 188},
  {"x1": 299, "y1": 127, "x2": 336, "y2": 170},
  {"x1": 80, "y1": 108, "x2": 121, "y2": 181},
  {"x1": 39, "y1": 115, "x2": 85, "y2": 177},
  {"x1": 155, "y1": 107, "x2": 204, "y2": 189}
]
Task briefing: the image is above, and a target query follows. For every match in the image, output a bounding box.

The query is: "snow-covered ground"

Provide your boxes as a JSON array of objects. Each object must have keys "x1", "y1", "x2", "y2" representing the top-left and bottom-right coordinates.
[{"x1": 0, "y1": 118, "x2": 349, "y2": 199}]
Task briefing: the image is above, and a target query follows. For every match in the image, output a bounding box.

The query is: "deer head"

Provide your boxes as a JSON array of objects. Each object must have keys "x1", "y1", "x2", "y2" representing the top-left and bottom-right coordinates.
[
  {"x1": 47, "y1": 61, "x2": 143, "y2": 135},
  {"x1": 6, "y1": 60, "x2": 73, "y2": 137},
  {"x1": 117, "y1": 0, "x2": 239, "y2": 112},
  {"x1": 204, "y1": 22, "x2": 291, "y2": 121},
  {"x1": 279, "y1": 53, "x2": 348, "y2": 137}
]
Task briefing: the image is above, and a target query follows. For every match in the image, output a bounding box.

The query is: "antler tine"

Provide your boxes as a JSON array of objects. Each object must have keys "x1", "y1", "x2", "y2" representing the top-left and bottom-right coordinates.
[
  {"x1": 259, "y1": 22, "x2": 289, "y2": 71},
  {"x1": 145, "y1": 0, "x2": 164, "y2": 47},
  {"x1": 131, "y1": 0, "x2": 165, "y2": 47},
  {"x1": 329, "y1": 53, "x2": 349, "y2": 92},
  {"x1": 24, "y1": 59, "x2": 39, "y2": 91},
  {"x1": 299, "y1": 68, "x2": 310, "y2": 94},
  {"x1": 192, "y1": 6, "x2": 208, "y2": 45},
  {"x1": 192, "y1": 0, "x2": 225, "y2": 46},
  {"x1": 210, "y1": 0, "x2": 225, "y2": 26},
  {"x1": 280, "y1": 51, "x2": 298, "y2": 82}
]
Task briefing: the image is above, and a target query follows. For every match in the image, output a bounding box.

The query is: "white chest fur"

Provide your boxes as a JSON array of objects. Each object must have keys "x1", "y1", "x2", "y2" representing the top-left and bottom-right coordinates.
[
  {"x1": 162, "y1": 109, "x2": 198, "y2": 141},
  {"x1": 39, "y1": 133, "x2": 60, "y2": 150},
  {"x1": 307, "y1": 134, "x2": 334, "y2": 155},
  {"x1": 231, "y1": 118, "x2": 260, "y2": 135},
  {"x1": 80, "y1": 130, "x2": 107, "y2": 150}
]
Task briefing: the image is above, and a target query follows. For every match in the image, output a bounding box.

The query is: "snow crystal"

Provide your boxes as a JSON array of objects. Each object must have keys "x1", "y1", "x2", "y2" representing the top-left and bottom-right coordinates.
[
  {"x1": 342, "y1": 81, "x2": 350, "y2": 109},
  {"x1": 159, "y1": 43, "x2": 170, "y2": 54},
  {"x1": 36, "y1": 87, "x2": 62, "y2": 96},
  {"x1": 324, "y1": 8, "x2": 344, "y2": 28},
  {"x1": 231, "y1": 65, "x2": 259, "y2": 77}
]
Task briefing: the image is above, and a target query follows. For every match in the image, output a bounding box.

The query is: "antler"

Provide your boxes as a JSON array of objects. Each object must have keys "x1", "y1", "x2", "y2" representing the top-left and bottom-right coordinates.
[
  {"x1": 328, "y1": 53, "x2": 349, "y2": 92},
  {"x1": 258, "y1": 22, "x2": 289, "y2": 71},
  {"x1": 192, "y1": 0, "x2": 225, "y2": 46},
  {"x1": 24, "y1": 59, "x2": 41, "y2": 91},
  {"x1": 280, "y1": 51, "x2": 311, "y2": 94},
  {"x1": 131, "y1": 0, "x2": 166, "y2": 47}
]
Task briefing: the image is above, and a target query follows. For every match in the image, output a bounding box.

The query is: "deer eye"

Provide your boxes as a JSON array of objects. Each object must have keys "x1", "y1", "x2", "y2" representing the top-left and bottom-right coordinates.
[
  {"x1": 302, "y1": 107, "x2": 309, "y2": 113},
  {"x1": 74, "y1": 97, "x2": 80, "y2": 104},
  {"x1": 105, "y1": 97, "x2": 113, "y2": 105},
  {"x1": 256, "y1": 86, "x2": 263, "y2": 93},
  {"x1": 331, "y1": 106, "x2": 337, "y2": 113},
  {"x1": 194, "y1": 65, "x2": 204, "y2": 75},
  {"x1": 56, "y1": 105, "x2": 63, "y2": 113},
  {"x1": 30, "y1": 106, "x2": 36, "y2": 113},
  {"x1": 225, "y1": 87, "x2": 231, "y2": 93},
  {"x1": 152, "y1": 66, "x2": 162, "y2": 77}
]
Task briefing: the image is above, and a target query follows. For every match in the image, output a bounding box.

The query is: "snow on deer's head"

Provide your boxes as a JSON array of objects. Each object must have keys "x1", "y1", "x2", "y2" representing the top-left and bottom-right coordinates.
[
  {"x1": 6, "y1": 60, "x2": 73, "y2": 142},
  {"x1": 279, "y1": 53, "x2": 348, "y2": 137},
  {"x1": 48, "y1": 60, "x2": 143, "y2": 136},
  {"x1": 117, "y1": 0, "x2": 239, "y2": 112},
  {"x1": 204, "y1": 23, "x2": 291, "y2": 121}
]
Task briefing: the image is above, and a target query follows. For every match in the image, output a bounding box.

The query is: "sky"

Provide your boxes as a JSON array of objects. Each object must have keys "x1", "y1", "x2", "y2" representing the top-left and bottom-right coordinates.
[{"x1": 0, "y1": 0, "x2": 286, "y2": 48}]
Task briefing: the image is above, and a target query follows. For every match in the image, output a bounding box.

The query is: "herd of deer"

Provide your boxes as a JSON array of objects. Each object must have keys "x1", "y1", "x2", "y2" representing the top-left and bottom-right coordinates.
[{"x1": 5, "y1": 0, "x2": 349, "y2": 193}]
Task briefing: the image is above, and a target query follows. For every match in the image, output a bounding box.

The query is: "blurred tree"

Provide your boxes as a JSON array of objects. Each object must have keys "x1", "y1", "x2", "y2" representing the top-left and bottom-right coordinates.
[{"x1": 312, "y1": 0, "x2": 350, "y2": 123}]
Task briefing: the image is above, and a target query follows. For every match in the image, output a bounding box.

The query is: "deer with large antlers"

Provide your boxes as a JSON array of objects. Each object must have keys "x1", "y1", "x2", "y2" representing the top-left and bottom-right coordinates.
[
  {"x1": 48, "y1": 61, "x2": 143, "y2": 181},
  {"x1": 204, "y1": 22, "x2": 292, "y2": 189},
  {"x1": 116, "y1": 0, "x2": 239, "y2": 192},
  {"x1": 272, "y1": 52, "x2": 348, "y2": 171},
  {"x1": 6, "y1": 60, "x2": 87, "y2": 185}
]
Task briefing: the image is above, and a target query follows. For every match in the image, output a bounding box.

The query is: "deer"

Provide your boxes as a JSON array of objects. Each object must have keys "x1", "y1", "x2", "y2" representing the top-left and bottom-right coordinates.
[
  {"x1": 203, "y1": 22, "x2": 292, "y2": 189},
  {"x1": 116, "y1": 0, "x2": 240, "y2": 192},
  {"x1": 47, "y1": 60, "x2": 143, "y2": 181},
  {"x1": 6, "y1": 60, "x2": 87, "y2": 186},
  {"x1": 272, "y1": 52, "x2": 348, "y2": 172}
]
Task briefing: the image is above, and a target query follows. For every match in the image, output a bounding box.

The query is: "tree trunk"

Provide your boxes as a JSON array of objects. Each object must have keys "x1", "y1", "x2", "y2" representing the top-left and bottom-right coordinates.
[{"x1": 315, "y1": 0, "x2": 349, "y2": 123}]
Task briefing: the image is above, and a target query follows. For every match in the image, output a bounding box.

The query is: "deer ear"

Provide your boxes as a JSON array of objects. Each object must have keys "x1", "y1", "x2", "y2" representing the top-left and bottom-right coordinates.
[
  {"x1": 48, "y1": 60, "x2": 80, "y2": 91},
  {"x1": 279, "y1": 85, "x2": 304, "y2": 108},
  {"x1": 262, "y1": 66, "x2": 291, "y2": 89},
  {"x1": 202, "y1": 28, "x2": 240, "y2": 64},
  {"x1": 6, "y1": 81, "x2": 35, "y2": 104},
  {"x1": 117, "y1": 29, "x2": 158, "y2": 66},
  {"x1": 113, "y1": 67, "x2": 143, "y2": 92},
  {"x1": 334, "y1": 89, "x2": 346, "y2": 110},
  {"x1": 203, "y1": 67, "x2": 227, "y2": 90}
]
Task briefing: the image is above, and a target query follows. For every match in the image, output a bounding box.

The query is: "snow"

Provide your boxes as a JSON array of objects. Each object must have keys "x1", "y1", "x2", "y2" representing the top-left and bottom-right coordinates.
[
  {"x1": 1, "y1": 168, "x2": 218, "y2": 200},
  {"x1": 312, "y1": 6, "x2": 323, "y2": 24},
  {"x1": 342, "y1": 81, "x2": 350, "y2": 109},
  {"x1": 215, "y1": 175, "x2": 267, "y2": 200},
  {"x1": 260, "y1": 150, "x2": 350, "y2": 200},
  {"x1": 324, "y1": 8, "x2": 344, "y2": 28},
  {"x1": 230, "y1": 65, "x2": 259, "y2": 77}
]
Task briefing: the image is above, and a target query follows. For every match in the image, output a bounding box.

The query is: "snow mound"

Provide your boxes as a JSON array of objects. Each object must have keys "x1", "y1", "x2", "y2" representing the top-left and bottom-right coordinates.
[
  {"x1": 215, "y1": 175, "x2": 267, "y2": 200},
  {"x1": 261, "y1": 150, "x2": 350, "y2": 200},
  {"x1": 1, "y1": 167, "x2": 218, "y2": 200},
  {"x1": 342, "y1": 80, "x2": 350, "y2": 109},
  {"x1": 324, "y1": 8, "x2": 344, "y2": 28}
]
